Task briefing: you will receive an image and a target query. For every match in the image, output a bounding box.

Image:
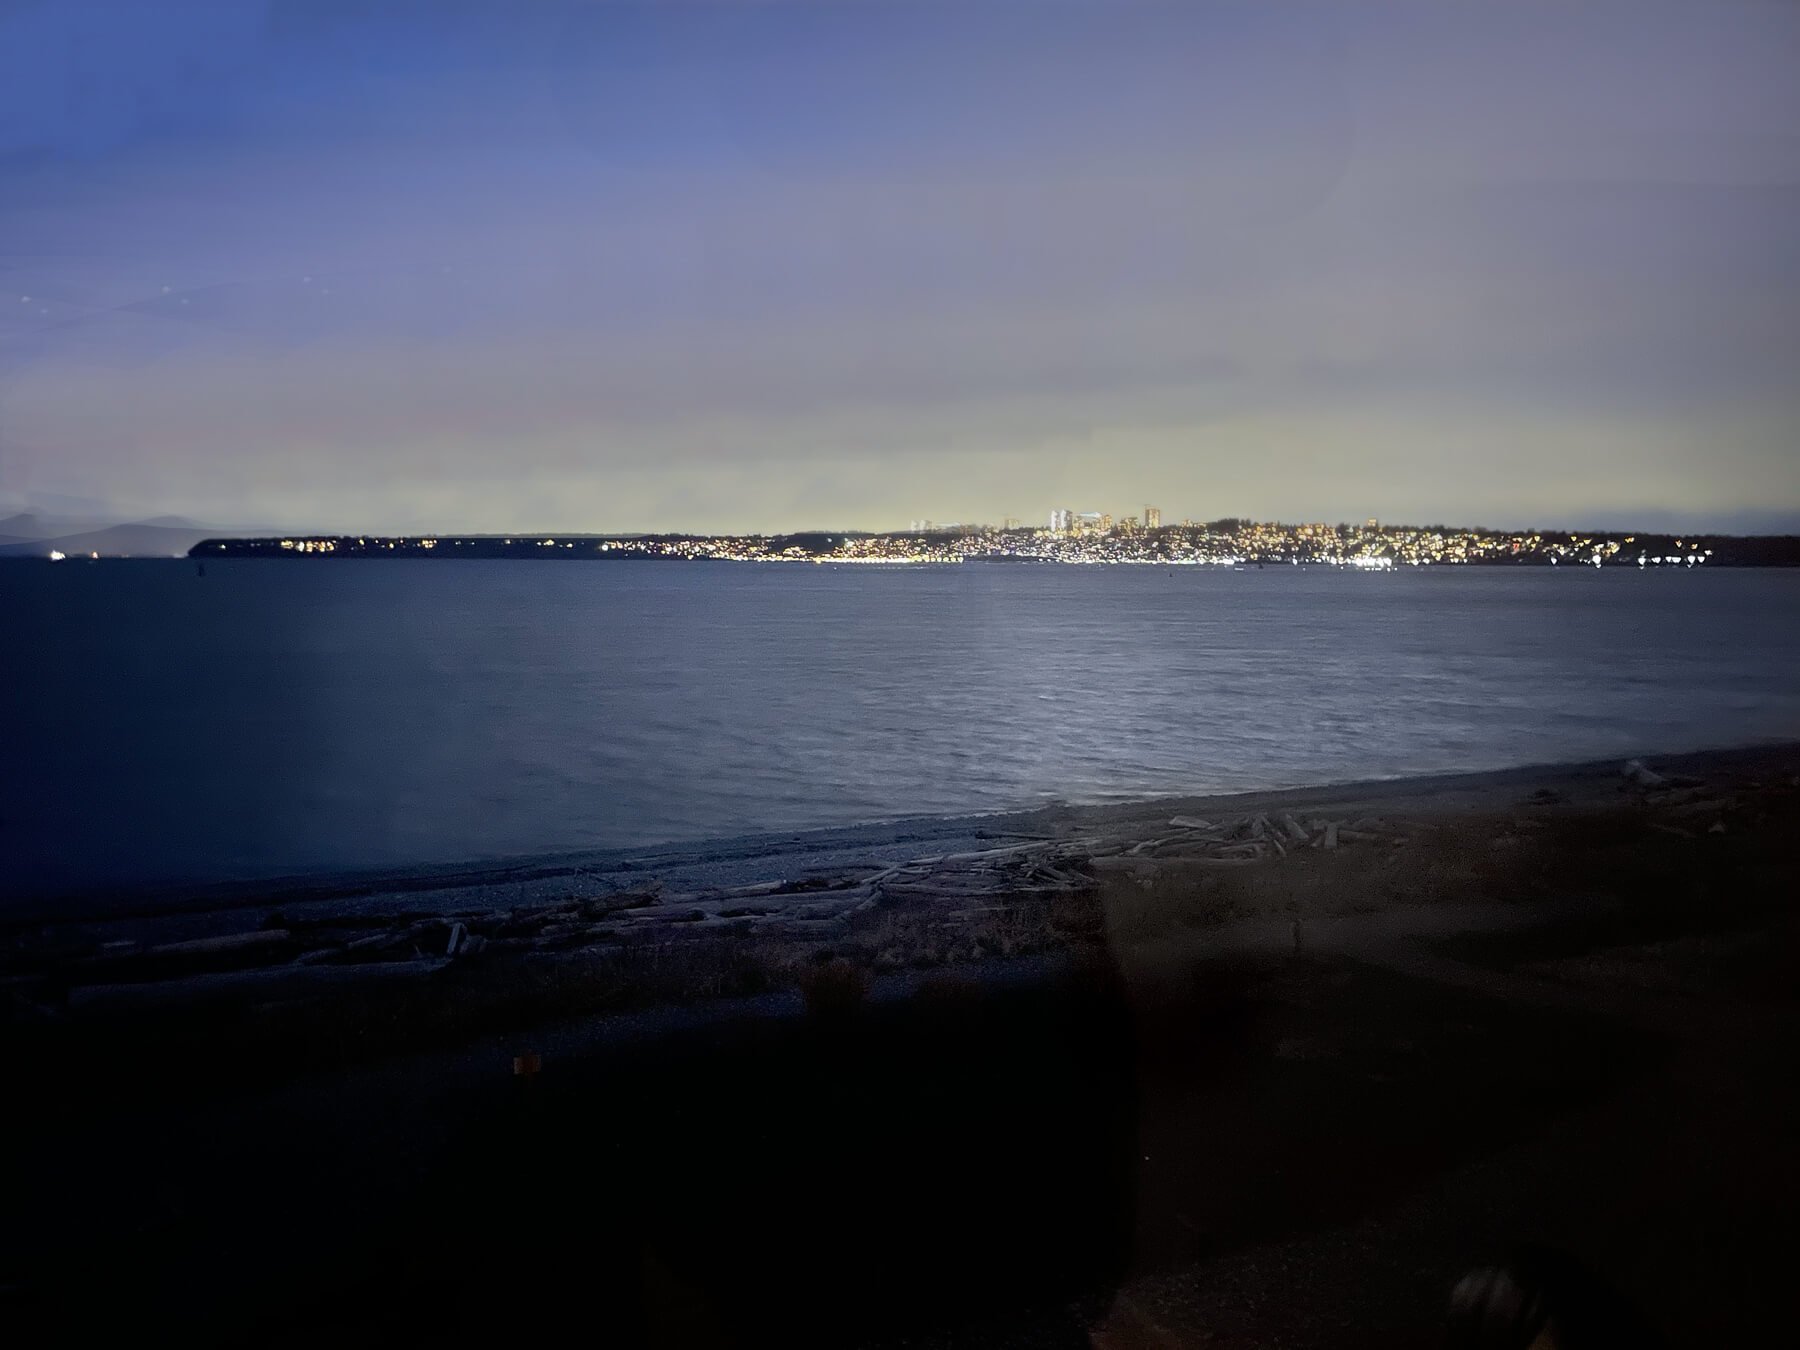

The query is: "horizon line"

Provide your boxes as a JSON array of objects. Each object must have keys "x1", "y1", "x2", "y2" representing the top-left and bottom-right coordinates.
[{"x1": 194, "y1": 519, "x2": 1800, "y2": 541}]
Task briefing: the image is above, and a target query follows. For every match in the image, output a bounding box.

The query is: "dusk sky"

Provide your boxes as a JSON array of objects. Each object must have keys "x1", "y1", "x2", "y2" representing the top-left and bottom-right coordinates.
[{"x1": 3, "y1": 1, "x2": 1798, "y2": 534}]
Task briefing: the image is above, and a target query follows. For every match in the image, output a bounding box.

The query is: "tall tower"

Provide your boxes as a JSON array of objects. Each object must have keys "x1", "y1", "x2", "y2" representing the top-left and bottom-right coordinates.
[{"x1": 1144, "y1": 505, "x2": 1161, "y2": 530}]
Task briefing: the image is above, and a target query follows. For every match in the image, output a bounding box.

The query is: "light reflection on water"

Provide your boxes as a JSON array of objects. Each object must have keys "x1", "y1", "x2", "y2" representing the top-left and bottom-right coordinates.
[{"x1": 3, "y1": 560, "x2": 1797, "y2": 899}]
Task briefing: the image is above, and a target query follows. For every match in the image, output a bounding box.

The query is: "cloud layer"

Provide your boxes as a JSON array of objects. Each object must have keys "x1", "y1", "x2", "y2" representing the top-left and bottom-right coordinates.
[{"x1": 3, "y1": 1, "x2": 1797, "y2": 532}]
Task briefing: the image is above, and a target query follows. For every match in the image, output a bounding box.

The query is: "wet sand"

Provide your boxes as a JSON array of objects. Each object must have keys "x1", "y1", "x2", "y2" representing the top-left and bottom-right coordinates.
[{"x1": 13, "y1": 741, "x2": 1792, "y2": 939}]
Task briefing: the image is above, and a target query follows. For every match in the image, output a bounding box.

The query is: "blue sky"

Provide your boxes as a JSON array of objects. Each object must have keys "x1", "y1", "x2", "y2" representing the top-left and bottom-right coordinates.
[{"x1": 2, "y1": 1, "x2": 1797, "y2": 532}]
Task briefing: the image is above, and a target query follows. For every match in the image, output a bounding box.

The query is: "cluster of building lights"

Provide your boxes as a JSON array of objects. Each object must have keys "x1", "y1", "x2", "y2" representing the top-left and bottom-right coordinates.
[
  {"x1": 810, "y1": 520, "x2": 1699, "y2": 569},
  {"x1": 197, "y1": 521, "x2": 1731, "y2": 568}
]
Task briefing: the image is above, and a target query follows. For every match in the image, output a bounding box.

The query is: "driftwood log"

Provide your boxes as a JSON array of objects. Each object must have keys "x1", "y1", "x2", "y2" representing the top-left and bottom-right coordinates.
[
  {"x1": 37, "y1": 780, "x2": 1710, "y2": 1017},
  {"x1": 67, "y1": 959, "x2": 450, "y2": 1011}
]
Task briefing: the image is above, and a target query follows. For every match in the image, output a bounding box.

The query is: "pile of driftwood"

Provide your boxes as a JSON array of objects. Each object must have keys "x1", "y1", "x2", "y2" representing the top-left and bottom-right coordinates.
[
  {"x1": 1084, "y1": 811, "x2": 1425, "y2": 881},
  {"x1": 1622, "y1": 759, "x2": 1741, "y2": 837},
  {"x1": 11, "y1": 757, "x2": 1783, "y2": 1018},
  {"x1": 5, "y1": 810, "x2": 1446, "y2": 1014}
]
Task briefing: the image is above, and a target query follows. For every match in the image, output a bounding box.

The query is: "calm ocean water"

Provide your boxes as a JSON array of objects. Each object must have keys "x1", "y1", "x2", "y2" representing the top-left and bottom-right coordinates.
[{"x1": 3, "y1": 560, "x2": 1797, "y2": 903}]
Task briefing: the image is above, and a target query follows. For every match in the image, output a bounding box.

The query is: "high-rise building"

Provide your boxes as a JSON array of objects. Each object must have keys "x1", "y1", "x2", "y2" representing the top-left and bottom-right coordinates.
[
  {"x1": 1144, "y1": 505, "x2": 1161, "y2": 530},
  {"x1": 1049, "y1": 508, "x2": 1073, "y2": 533},
  {"x1": 1100, "y1": 513, "x2": 1113, "y2": 532}
]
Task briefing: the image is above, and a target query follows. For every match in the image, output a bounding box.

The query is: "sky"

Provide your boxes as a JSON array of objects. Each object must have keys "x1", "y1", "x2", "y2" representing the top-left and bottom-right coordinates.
[{"x1": 2, "y1": 0, "x2": 1798, "y2": 535}]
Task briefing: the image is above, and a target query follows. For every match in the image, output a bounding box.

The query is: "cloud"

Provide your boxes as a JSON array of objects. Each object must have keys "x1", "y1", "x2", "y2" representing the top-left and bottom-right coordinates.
[{"x1": 2, "y1": 2, "x2": 1798, "y2": 530}]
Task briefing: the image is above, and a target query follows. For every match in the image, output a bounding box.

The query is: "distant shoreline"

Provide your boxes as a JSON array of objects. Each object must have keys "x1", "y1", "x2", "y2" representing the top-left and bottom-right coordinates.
[
  {"x1": 184, "y1": 525, "x2": 1800, "y2": 567},
  {"x1": 13, "y1": 552, "x2": 1800, "y2": 567}
]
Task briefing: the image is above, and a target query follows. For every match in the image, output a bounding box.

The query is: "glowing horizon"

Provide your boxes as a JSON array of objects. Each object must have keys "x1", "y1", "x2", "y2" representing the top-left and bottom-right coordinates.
[{"x1": 4, "y1": 2, "x2": 1798, "y2": 536}]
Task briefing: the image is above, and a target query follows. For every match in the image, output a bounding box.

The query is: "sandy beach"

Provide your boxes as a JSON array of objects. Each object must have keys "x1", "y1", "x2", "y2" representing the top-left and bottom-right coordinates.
[
  {"x1": 4, "y1": 741, "x2": 1796, "y2": 1049},
  {"x1": 6, "y1": 741, "x2": 1800, "y2": 1346}
]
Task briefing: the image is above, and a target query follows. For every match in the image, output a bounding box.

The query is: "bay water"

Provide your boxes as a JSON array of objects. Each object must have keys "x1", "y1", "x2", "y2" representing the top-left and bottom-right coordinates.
[{"x1": 4, "y1": 560, "x2": 1796, "y2": 904}]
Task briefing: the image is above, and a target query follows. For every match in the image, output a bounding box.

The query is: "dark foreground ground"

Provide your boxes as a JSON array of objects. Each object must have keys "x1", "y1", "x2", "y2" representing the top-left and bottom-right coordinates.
[{"x1": 6, "y1": 746, "x2": 1800, "y2": 1347}]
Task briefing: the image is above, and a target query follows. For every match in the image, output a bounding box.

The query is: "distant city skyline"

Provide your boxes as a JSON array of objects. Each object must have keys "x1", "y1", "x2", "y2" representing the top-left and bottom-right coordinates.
[
  {"x1": 9, "y1": 492, "x2": 1800, "y2": 547},
  {"x1": 191, "y1": 519, "x2": 1791, "y2": 569},
  {"x1": 4, "y1": 4, "x2": 1797, "y2": 535},
  {"x1": 12, "y1": 495, "x2": 1799, "y2": 566}
]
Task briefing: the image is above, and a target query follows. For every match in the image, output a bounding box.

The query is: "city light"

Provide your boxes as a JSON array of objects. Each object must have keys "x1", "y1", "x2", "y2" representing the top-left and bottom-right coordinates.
[{"x1": 197, "y1": 518, "x2": 1728, "y2": 567}]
